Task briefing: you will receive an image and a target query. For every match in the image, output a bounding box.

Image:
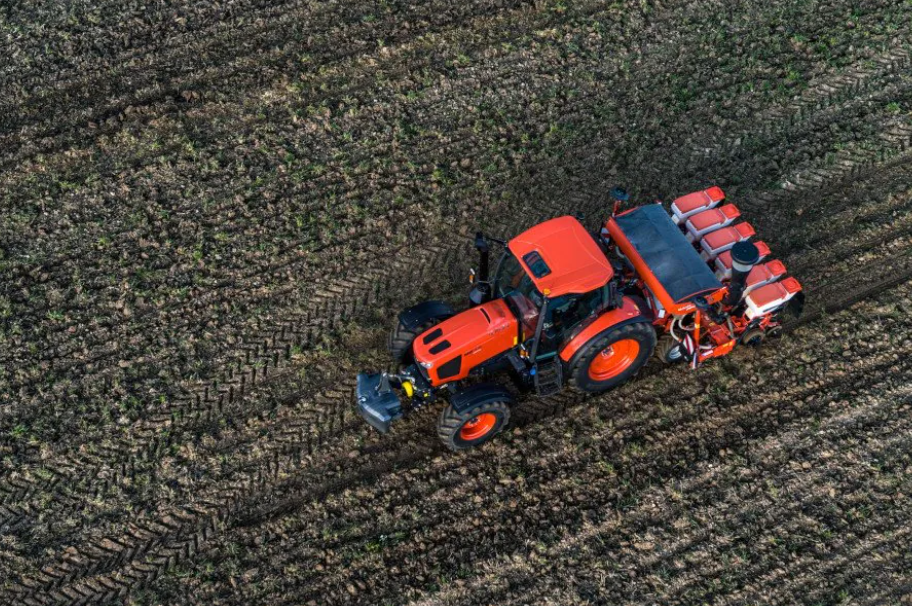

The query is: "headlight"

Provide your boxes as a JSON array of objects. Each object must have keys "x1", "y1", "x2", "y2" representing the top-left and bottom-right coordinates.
[{"x1": 418, "y1": 360, "x2": 433, "y2": 369}]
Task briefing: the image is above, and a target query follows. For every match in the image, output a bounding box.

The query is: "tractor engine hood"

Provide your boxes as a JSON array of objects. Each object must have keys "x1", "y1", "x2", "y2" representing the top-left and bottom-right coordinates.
[{"x1": 412, "y1": 299, "x2": 518, "y2": 386}]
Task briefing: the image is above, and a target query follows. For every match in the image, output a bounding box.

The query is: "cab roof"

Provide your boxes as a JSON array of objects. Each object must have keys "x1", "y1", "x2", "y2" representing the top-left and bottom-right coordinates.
[{"x1": 508, "y1": 216, "x2": 614, "y2": 298}]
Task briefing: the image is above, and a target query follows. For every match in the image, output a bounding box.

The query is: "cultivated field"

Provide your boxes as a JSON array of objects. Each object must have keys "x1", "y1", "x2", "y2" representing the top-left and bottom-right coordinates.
[{"x1": 2, "y1": 0, "x2": 912, "y2": 604}]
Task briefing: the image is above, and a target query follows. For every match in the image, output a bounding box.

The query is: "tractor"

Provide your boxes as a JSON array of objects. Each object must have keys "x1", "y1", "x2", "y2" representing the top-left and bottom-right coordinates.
[{"x1": 356, "y1": 187, "x2": 804, "y2": 450}]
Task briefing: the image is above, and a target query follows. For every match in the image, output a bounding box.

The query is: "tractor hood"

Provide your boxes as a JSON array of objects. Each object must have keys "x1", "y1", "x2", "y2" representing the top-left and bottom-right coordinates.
[{"x1": 412, "y1": 299, "x2": 518, "y2": 386}]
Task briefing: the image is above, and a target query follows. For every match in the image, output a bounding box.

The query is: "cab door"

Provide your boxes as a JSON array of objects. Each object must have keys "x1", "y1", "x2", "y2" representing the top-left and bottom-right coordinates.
[{"x1": 534, "y1": 287, "x2": 608, "y2": 359}]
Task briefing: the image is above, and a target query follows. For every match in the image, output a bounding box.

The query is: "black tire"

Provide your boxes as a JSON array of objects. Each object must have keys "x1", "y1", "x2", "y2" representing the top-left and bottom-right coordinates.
[
  {"x1": 388, "y1": 318, "x2": 440, "y2": 365},
  {"x1": 568, "y1": 321, "x2": 656, "y2": 393},
  {"x1": 438, "y1": 400, "x2": 510, "y2": 451},
  {"x1": 740, "y1": 327, "x2": 766, "y2": 347},
  {"x1": 655, "y1": 334, "x2": 686, "y2": 364}
]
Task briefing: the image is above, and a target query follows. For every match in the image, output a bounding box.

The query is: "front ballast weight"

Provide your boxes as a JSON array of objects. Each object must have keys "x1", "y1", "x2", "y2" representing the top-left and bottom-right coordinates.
[
  {"x1": 356, "y1": 372, "x2": 402, "y2": 434},
  {"x1": 356, "y1": 364, "x2": 436, "y2": 433}
]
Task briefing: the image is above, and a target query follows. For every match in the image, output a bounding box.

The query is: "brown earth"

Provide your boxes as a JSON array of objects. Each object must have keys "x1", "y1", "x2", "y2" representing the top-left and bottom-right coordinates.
[{"x1": 1, "y1": 0, "x2": 911, "y2": 604}]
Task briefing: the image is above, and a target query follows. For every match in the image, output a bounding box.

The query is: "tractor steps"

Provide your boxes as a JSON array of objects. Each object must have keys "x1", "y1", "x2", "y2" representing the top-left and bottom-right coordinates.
[{"x1": 533, "y1": 357, "x2": 563, "y2": 396}]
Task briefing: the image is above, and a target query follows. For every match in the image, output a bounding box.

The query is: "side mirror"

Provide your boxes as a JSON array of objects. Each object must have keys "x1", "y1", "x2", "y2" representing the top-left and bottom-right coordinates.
[{"x1": 469, "y1": 283, "x2": 492, "y2": 307}]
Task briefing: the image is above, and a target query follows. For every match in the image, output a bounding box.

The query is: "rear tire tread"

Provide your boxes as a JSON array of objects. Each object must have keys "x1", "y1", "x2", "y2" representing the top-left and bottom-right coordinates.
[{"x1": 568, "y1": 321, "x2": 656, "y2": 393}]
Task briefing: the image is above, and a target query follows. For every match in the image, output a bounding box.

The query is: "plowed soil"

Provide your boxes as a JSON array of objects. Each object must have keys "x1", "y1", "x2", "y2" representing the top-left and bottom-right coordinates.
[{"x1": 2, "y1": 1, "x2": 912, "y2": 604}]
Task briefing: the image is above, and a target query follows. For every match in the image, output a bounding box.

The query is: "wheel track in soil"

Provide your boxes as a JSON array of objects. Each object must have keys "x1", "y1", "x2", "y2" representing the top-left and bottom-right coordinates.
[
  {"x1": 497, "y1": 392, "x2": 912, "y2": 606},
  {"x1": 632, "y1": 403, "x2": 912, "y2": 605},
  {"x1": 146, "y1": 304, "x2": 912, "y2": 605},
  {"x1": 5, "y1": 9, "x2": 910, "y2": 397},
  {"x1": 434, "y1": 413, "x2": 912, "y2": 605},
  {"x1": 27, "y1": 0, "x2": 867, "y2": 184},
  {"x1": 4, "y1": 272, "x2": 909, "y2": 605},
  {"x1": 437, "y1": 401, "x2": 912, "y2": 606},
  {"x1": 4, "y1": 132, "x2": 912, "y2": 570},
  {"x1": 256, "y1": 372, "x2": 909, "y2": 538},
  {"x1": 9, "y1": 59, "x2": 912, "y2": 429},
  {"x1": 1, "y1": 0, "x2": 900, "y2": 153},
  {"x1": 5, "y1": 3, "x2": 912, "y2": 604},
  {"x1": 5, "y1": 9, "x2": 907, "y2": 231},
  {"x1": 0, "y1": 0, "x2": 628, "y2": 173},
  {"x1": 5, "y1": 131, "x2": 911, "y2": 546},
  {"x1": 0, "y1": 0, "x2": 468, "y2": 86},
  {"x1": 233, "y1": 376, "x2": 912, "y2": 600},
  {"x1": 0, "y1": 0, "x2": 542, "y2": 144},
  {"x1": 5, "y1": 2, "x2": 904, "y2": 233}
]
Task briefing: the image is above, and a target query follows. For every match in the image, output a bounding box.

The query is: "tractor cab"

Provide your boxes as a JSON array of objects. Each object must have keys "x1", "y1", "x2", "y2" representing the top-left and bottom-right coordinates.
[
  {"x1": 505, "y1": 216, "x2": 614, "y2": 299},
  {"x1": 493, "y1": 216, "x2": 616, "y2": 351}
]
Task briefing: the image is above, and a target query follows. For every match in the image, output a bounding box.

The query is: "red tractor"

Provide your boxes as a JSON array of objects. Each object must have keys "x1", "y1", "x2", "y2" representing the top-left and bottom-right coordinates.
[{"x1": 356, "y1": 187, "x2": 804, "y2": 450}]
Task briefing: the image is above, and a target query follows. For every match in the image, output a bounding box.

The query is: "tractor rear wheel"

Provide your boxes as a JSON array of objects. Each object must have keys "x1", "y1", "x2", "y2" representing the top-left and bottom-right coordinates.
[
  {"x1": 568, "y1": 322, "x2": 655, "y2": 393},
  {"x1": 438, "y1": 399, "x2": 510, "y2": 451},
  {"x1": 388, "y1": 318, "x2": 440, "y2": 365}
]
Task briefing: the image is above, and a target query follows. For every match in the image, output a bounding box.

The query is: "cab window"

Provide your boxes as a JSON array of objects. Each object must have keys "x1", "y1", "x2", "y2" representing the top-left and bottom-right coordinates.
[
  {"x1": 540, "y1": 288, "x2": 606, "y2": 350},
  {"x1": 494, "y1": 253, "x2": 537, "y2": 301},
  {"x1": 494, "y1": 253, "x2": 542, "y2": 339}
]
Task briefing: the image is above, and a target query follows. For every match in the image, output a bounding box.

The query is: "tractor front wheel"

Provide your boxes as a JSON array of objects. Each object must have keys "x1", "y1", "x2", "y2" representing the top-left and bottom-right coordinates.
[
  {"x1": 438, "y1": 400, "x2": 510, "y2": 451},
  {"x1": 568, "y1": 322, "x2": 655, "y2": 393}
]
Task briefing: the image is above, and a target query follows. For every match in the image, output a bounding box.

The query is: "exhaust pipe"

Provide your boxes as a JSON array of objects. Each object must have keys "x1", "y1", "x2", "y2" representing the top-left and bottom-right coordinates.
[
  {"x1": 724, "y1": 241, "x2": 760, "y2": 306},
  {"x1": 469, "y1": 232, "x2": 492, "y2": 306},
  {"x1": 475, "y1": 232, "x2": 490, "y2": 282}
]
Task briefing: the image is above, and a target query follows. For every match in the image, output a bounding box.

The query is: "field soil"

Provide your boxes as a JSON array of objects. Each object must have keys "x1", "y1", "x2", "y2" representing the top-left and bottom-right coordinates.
[{"x1": 2, "y1": 0, "x2": 912, "y2": 604}]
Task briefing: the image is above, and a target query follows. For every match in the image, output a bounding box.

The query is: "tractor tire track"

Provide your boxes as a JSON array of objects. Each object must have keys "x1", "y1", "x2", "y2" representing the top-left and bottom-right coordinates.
[
  {"x1": 5, "y1": 130, "x2": 912, "y2": 567},
  {"x1": 5, "y1": 270, "x2": 909, "y2": 605},
  {"x1": 137, "y1": 293, "x2": 911, "y2": 605},
  {"x1": 8, "y1": 3, "x2": 912, "y2": 414}
]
